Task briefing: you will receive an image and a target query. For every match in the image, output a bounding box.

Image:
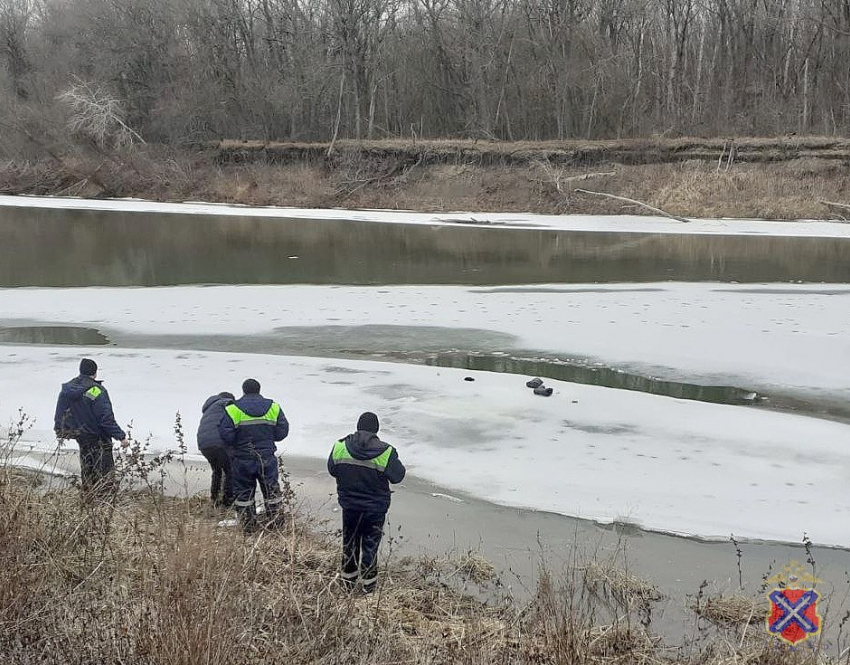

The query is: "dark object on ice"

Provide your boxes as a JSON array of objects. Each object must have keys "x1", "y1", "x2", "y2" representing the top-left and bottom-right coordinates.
[
  {"x1": 533, "y1": 386, "x2": 554, "y2": 397},
  {"x1": 464, "y1": 376, "x2": 475, "y2": 382},
  {"x1": 572, "y1": 400, "x2": 579, "y2": 404},
  {"x1": 526, "y1": 377, "x2": 543, "y2": 389}
]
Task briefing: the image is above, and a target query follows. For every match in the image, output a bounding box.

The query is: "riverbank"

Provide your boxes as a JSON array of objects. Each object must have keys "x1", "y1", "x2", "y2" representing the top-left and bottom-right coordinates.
[
  {"x1": 6, "y1": 448, "x2": 850, "y2": 660},
  {"x1": 3, "y1": 139, "x2": 850, "y2": 220}
]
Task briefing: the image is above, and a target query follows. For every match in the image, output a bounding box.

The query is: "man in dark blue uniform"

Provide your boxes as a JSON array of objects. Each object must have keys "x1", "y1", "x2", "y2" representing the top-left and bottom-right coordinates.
[
  {"x1": 327, "y1": 412, "x2": 405, "y2": 593},
  {"x1": 54, "y1": 358, "x2": 127, "y2": 498},
  {"x1": 219, "y1": 378, "x2": 289, "y2": 533}
]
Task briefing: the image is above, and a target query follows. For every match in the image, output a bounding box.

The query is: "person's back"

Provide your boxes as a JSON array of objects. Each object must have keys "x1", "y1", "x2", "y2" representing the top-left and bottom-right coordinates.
[
  {"x1": 327, "y1": 412, "x2": 405, "y2": 593},
  {"x1": 329, "y1": 428, "x2": 405, "y2": 514},
  {"x1": 197, "y1": 392, "x2": 235, "y2": 507},
  {"x1": 219, "y1": 379, "x2": 289, "y2": 532},
  {"x1": 197, "y1": 393, "x2": 233, "y2": 451},
  {"x1": 220, "y1": 387, "x2": 288, "y2": 456},
  {"x1": 54, "y1": 358, "x2": 126, "y2": 498},
  {"x1": 55, "y1": 376, "x2": 124, "y2": 443}
]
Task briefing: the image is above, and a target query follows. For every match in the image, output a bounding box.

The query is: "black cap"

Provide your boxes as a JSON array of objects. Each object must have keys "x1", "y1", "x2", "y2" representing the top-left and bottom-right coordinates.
[
  {"x1": 357, "y1": 411, "x2": 379, "y2": 434},
  {"x1": 79, "y1": 358, "x2": 98, "y2": 377},
  {"x1": 219, "y1": 391, "x2": 235, "y2": 400},
  {"x1": 242, "y1": 379, "x2": 261, "y2": 394}
]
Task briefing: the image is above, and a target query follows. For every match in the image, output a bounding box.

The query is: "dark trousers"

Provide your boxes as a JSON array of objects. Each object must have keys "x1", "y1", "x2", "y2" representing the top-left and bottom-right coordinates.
[
  {"x1": 200, "y1": 445, "x2": 234, "y2": 507},
  {"x1": 232, "y1": 450, "x2": 283, "y2": 532},
  {"x1": 76, "y1": 435, "x2": 115, "y2": 498},
  {"x1": 341, "y1": 510, "x2": 386, "y2": 592}
]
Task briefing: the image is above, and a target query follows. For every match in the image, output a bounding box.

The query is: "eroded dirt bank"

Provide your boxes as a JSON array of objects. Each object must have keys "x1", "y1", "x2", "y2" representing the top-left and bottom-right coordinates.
[{"x1": 3, "y1": 138, "x2": 850, "y2": 220}]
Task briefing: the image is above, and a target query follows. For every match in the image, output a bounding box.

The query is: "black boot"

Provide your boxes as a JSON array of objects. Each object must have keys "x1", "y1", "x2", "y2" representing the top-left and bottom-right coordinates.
[{"x1": 236, "y1": 503, "x2": 259, "y2": 534}]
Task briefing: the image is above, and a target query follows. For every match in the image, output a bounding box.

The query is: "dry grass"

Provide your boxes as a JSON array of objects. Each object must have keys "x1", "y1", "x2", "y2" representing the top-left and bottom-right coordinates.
[
  {"x1": 584, "y1": 561, "x2": 665, "y2": 610},
  {"x1": 0, "y1": 415, "x2": 842, "y2": 664},
  {"x1": 0, "y1": 480, "x2": 839, "y2": 664},
  {"x1": 691, "y1": 594, "x2": 766, "y2": 628},
  {"x1": 0, "y1": 477, "x2": 521, "y2": 664},
  {"x1": 2, "y1": 140, "x2": 850, "y2": 220}
]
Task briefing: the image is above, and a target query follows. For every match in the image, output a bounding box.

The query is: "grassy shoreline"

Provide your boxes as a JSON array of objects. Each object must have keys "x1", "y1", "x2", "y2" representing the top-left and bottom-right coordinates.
[
  {"x1": 0, "y1": 421, "x2": 843, "y2": 664},
  {"x1": 1, "y1": 466, "x2": 834, "y2": 665},
  {"x1": 3, "y1": 138, "x2": 850, "y2": 221}
]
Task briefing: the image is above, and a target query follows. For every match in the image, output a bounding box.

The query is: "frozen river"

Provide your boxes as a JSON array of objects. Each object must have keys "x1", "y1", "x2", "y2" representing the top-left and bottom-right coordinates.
[{"x1": 1, "y1": 196, "x2": 848, "y2": 544}]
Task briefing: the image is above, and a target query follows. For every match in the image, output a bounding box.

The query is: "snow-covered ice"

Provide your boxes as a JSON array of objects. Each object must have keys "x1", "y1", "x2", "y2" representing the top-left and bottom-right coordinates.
[
  {"x1": 4, "y1": 453, "x2": 72, "y2": 477},
  {"x1": 2, "y1": 345, "x2": 849, "y2": 546},
  {"x1": 1, "y1": 283, "x2": 848, "y2": 397},
  {"x1": 3, "y1": 194, "x2": 850, "y2": 238}
]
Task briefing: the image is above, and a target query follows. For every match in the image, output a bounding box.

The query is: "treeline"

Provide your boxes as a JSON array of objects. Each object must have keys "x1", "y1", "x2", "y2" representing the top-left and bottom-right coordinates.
[{"x1": 1, "y1": 0, "x2": 850, "y2": 147}]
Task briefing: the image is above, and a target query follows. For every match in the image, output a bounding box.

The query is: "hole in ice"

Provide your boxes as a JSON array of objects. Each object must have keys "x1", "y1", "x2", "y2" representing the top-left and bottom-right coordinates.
[{"x1": 0, "y1": 326, "x2": 110, "y2": 346}]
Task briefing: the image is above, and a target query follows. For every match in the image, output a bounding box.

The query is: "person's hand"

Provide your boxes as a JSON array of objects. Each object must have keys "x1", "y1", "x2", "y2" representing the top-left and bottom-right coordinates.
[{"x1": 120, "y1": 437, "x2": 130, "y2": 449}]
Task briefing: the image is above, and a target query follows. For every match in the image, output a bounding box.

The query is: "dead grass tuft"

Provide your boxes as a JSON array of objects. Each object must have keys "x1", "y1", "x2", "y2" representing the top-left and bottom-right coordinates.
[
  {"x1": 691, "y1": 594, "x2": 765, "y2": 627},
  {"x1": 584, "y1": 561, "x2": 664, "y2": 608}
]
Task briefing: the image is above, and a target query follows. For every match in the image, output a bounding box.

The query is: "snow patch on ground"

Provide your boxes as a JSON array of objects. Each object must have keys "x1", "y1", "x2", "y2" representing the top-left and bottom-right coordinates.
[{"x1": 5, "y1": 454, "x2": 72, "y2": 477}]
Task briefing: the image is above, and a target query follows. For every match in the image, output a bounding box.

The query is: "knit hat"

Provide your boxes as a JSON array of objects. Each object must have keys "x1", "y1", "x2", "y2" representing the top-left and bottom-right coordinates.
[
  {"x1": 242, "y1": 379, "x2": 261, "y2": 394},
  {"x1": 218, "y1": 391, "x2": 235, "y2": 400},
  {"x1": 79, "y1": 358, "x2": 98, "y2": 377},
  {"x1": 357, "y1": 411, "x2": 379, "y2": 434}
]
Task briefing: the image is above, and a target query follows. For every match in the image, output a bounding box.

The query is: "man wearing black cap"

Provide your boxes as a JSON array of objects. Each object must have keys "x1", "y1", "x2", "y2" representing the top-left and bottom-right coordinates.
[
  {"x1": 54, "y1": 358, "x2": 128, "y2": 498},
  {"x1": 327, "y1": 412, "x2": 406, "y2": 593},
  {"x1": 219, "y1": 378, "x2": 290, "y2": 532}
]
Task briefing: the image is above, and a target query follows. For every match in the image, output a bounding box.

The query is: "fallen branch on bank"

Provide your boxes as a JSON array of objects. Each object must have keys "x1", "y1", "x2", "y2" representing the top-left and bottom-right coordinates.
[
  {"x1": 819, "y1": 200, "x2": 850, "y2": 221},
  {"x1": 820, "y1": 199, "x2": 850, "y2": 210},
  {"x1": 564, "y1": 171, "x2": 617, "y2": 182},
  {"x1": 533, "y1": 160, "x2": 615, "y2": 195},
  {"x1": 574, "y1": 188, "x2": 691, "y2": 223}
]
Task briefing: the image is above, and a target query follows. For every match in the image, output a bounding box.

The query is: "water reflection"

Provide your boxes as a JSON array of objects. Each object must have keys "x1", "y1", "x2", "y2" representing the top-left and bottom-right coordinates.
[{"x1": 2, "y1": 204, "x2": 849, "y2": 286}]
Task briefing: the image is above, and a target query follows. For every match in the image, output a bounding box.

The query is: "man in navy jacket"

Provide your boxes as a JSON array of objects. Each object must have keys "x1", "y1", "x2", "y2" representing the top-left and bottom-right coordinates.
[
  {"x1": 54, "y1": 358, "x2": 127, "y2": 498},
  {"x1": 196, "y1": 391, "x2": 236, "y2": 508},
  {"x1": 328, "y1": 412, "x2": 405, "y2": 593},
  {"x1": 219, "y1": 379, "x2": 289, "y2": 532}
]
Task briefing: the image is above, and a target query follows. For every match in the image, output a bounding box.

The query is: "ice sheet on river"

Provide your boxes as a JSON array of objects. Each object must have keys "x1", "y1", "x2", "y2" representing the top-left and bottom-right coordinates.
[
  {"x1": 2, "y1": 194, "x2": 850, "y2": 238},
  {"x1": 2, "y1": 346, "x2": 848, "y2": 546},
  {"x1": 1, "y1": 283, "x2": 848, "y2": 397}
]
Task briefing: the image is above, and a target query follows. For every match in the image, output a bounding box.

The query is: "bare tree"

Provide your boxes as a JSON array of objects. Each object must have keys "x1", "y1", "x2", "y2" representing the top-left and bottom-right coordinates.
[{"x1": 58, "y1": 79, "x2": 145, "y2": 147}]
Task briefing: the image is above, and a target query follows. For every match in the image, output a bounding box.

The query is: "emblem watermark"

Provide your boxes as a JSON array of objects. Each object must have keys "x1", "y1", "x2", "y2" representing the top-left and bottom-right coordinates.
[{"x1": 765, "y1": 560, "x2": 823, "y2": 646}]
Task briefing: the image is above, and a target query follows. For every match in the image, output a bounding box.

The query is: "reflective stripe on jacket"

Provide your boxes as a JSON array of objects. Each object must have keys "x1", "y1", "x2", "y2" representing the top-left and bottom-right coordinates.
[
  {"x1": 218, "y1": 393, "x2": 289, "y2": 454},
  {"x1": 327, "y1": 431, "x2": 405, "y2": 513}
]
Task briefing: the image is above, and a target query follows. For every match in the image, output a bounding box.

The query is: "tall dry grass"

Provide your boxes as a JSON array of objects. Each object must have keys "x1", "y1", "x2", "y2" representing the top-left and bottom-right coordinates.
[{"x1": 0, "y1": 415, "x2": 843, "y2": 664}]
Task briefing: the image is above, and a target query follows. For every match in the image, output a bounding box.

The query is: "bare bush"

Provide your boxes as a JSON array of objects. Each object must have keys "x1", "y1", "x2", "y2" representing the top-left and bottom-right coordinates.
[{"x1": 57, "y1": 79, "x2": 145, "y2": 149}]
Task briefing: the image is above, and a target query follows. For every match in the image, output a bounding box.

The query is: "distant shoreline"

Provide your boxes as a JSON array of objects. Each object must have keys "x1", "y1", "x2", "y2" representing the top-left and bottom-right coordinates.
[{"x1": 3, "y1": 138, "x2": 850, "y2": 221}]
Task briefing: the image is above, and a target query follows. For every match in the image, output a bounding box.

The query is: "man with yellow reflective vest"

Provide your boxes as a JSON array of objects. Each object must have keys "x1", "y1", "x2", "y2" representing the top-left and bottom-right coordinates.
[
  {"x1": 219, "y1": 378, "x2": 289, "y2": 533},
  {"x1": 327, "y1": 412, "x2": 405, "y2": 593},
  {"x1": 54, "y1": 358, "x2": 128, "y2": 499}
]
